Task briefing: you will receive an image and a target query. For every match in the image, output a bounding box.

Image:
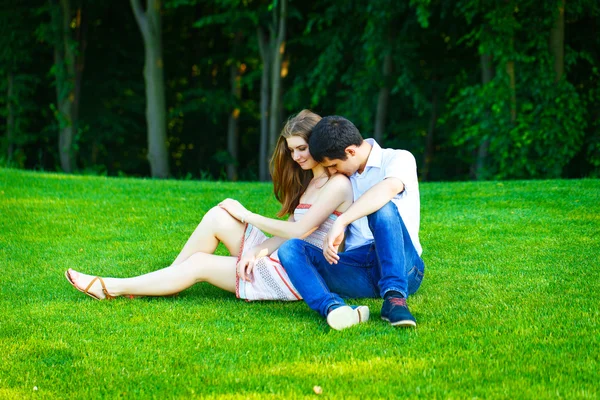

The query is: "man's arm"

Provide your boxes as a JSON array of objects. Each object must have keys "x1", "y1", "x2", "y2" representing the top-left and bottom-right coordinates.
[
  {"x1": 322, "y1": 177, "x2": 403, "y2": 264},
  {"x1": 220, "y1": 175, "x2": 352, "y2": 239},
  {"x1": 337, "y1": 177, "x2": 403, "y2": 227}
]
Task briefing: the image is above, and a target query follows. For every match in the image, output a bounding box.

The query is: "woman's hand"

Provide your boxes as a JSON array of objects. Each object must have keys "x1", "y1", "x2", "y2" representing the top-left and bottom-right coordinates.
[
  {"x1": 219, "y1": 198, "x2": 251, "y2": 223},
  {"x1": 236, "y1": 252, "x2": 256, "y2": 282},
  {"x1": 237, "y1": 247, "x2": 270, "y2": 282}
]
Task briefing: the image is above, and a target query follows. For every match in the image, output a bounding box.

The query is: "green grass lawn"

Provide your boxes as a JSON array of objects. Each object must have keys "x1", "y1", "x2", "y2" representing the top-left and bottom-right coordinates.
[{"x1": 1, "y1": 168, "x2": 599, "y2": 399}]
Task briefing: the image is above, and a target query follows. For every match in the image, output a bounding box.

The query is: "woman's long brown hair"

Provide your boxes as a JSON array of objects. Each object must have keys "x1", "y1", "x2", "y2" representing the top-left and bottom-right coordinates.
[{"x1": 270, "y1": 110, "x2": 322, "y2": 217}]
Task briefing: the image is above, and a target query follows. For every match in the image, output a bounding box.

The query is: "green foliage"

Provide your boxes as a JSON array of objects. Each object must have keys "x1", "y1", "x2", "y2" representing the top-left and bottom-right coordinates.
[
  {"x1": 444, "y1": 0, "x2": 598, "y2": 179},
  {"x1": 448, "y1": 76, "x2": 586, "y2": 179},
  {"x1": 1, "y1": 169, "x2": 599, "y2": 397},
  {"x1": 0, "y1": 73, "x2": 40, "y2": 166},
  {"x1": 1, "y1": 0, "x2": 599, "y2": 180},
  {"x1": 193, "y1": 9, "x2": 258, "y2": 29},
  {"x1": 0, "y1": 1, "x2": 34, "y2": 70},
  {"x1": 0, "y1": 1, "x2": 44, "y2": 166},
  {"x1": 409, "y1": 0, "x2": 431, "y2": 28},
  {"x1": 288, "y1": 0, "x2": 429, "y2": 140}
]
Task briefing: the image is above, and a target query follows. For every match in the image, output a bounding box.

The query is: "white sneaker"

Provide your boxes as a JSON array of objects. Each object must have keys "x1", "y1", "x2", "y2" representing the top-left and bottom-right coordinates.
[{"x1": 326, "y1": 305, "x2": 370, "y2": 331}]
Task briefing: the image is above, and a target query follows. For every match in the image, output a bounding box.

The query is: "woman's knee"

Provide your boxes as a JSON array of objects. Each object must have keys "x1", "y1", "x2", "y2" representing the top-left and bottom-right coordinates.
[
  {"x1": 202, "y1": 205, "x2": 239, "y2": 228},
  {"x1": 204, "y1": 205, "x2": 227, "y2": 221}
]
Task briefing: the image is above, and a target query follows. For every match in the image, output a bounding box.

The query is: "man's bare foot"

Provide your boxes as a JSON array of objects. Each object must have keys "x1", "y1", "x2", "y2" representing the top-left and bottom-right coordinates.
[{"x1": 66, "y1": 268, "x2": 115, "y2": 300}]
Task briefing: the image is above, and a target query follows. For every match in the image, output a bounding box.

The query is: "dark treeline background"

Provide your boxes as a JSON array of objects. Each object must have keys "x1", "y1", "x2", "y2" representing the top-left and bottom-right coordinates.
[{"x1": 1, "y1": 0, "x2": 599, "y2": 181}]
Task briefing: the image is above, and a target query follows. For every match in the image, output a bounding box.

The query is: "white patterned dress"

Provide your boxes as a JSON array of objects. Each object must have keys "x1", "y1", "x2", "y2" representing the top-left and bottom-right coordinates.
[{"x1": 236, "y1": 204, "x2": 341, "y2": 301}]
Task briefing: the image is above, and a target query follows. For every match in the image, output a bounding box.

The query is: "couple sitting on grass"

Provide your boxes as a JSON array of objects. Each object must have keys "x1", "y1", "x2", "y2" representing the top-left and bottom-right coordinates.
[{"x1": 66, "y1": 110, "x2": 426, "y2": 330}]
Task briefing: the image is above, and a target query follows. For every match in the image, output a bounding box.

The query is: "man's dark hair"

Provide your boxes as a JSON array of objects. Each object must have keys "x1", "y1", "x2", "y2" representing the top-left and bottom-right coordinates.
[{"x1": 309, "y1": 116, "x2": 364, "y2": 162}]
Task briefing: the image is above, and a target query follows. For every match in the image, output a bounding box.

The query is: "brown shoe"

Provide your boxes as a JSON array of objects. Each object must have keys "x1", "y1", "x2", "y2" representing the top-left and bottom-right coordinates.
[{"x1": 65, "y1": 269, "x2": 115, "y2": 300}]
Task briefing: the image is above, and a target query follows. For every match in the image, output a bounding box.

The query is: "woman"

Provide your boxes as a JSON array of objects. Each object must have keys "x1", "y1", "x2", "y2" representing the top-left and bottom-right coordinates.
[{"x1": 65, "y1": 110, "x2": 355, "y2": 303}]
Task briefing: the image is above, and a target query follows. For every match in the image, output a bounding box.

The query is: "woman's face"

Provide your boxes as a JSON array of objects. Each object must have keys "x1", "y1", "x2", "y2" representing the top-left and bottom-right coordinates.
[{"x1": 286, "y1": 136, "x2": 317, "y2": 170}]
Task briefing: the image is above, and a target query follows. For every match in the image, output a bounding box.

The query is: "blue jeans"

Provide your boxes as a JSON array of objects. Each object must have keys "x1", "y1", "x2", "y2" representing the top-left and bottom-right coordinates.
[{"x1": 278, "y1": 202, "x2": 425, "y2": 317}]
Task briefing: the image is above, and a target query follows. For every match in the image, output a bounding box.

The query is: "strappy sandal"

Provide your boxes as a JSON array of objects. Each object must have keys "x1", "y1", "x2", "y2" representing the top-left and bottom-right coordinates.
[{"x1": 65, "y1": 270, "x2": 116, "y2": 300}]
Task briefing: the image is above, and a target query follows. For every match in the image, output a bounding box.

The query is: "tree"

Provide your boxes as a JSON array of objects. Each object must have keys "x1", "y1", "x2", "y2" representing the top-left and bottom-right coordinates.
[
  {"x1": 374, "y1": 48, "x2": 392, "y2": 144},
  {"x1": 184, "y1": 0, "x2": 259, "y2": 180},
  {"x1": 256, "y1": 0, "x2": 287, "y2": 181},
  {"x1": 226, "y1": 33, "x2": 242, "y2": 181},
  {"x1": 130, "y1": 0, "x2": 170, "y2": 178},
  {"x1": 473, "y1": 43, "x2": 494, "y2": 180},
  {"x1": 0, "y1": 1, "x2": 37, "y2": 165},
  {"x1": 549, "y1": 0, "x2": 565, "y2": 83},
  {"x1": 291, "y1": 2, "x2": 372, "y2": 127},
  {"x1": 446, "y1": 0, "x2": 589, "y2": 179},
  {"x1": 3, "y1": 0, "x2": 600, "y2": 180},
  {"x1": 257, "y1": 26, "x2": 271, "y2": 181},
  {"x1": 48, "y1": 0, "x2": 87, "y2": 173},
  {"x1": 268, "y1": 0, "x2": 286, "y2": 157}
]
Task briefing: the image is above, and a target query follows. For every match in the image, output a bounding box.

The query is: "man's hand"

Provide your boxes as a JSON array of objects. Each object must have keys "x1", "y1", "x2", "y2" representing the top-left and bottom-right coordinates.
[
  {"x1": 323, "y1": 219, "x2": 346, "y2": 264},
  {"x1": 219, "y1": 198, "x2": 250, "y2": 223}
]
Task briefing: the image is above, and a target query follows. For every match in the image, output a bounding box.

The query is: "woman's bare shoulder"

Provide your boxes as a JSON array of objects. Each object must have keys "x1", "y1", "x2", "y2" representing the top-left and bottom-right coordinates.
[
  {"x1": 324, "y1": 173, "x2": 353, "y2": 197},
  {"x1": 328, "y1": 173, "x2": 351, "y2": 184},
  {"x1": 330, "y1": 173, "x2": 351, "y2": 186}
]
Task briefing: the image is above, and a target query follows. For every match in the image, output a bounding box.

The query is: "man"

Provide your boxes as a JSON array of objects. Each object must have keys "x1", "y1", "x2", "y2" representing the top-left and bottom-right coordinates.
[{"x1": 277, "y1": 116, "x2": 425, "y2": 330}]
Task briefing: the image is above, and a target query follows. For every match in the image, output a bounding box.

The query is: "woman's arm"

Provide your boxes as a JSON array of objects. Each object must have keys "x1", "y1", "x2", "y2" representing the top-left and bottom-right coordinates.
[
  {"x1": 220, "y1": 175, "x2": 352, "y2": 240},
  {"x1": 242, "y1": 235, "x2": 288, "y2": 259},
  {"x1": 236, "y1": 216, "x2": 292, "y2": 281}
]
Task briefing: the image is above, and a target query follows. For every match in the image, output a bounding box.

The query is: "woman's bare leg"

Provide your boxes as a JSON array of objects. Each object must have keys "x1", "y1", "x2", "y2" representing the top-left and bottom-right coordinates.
[
  {"x1": 67, "y1": 251, "x2": 237, "y2": 299},
  {"x1": 171, "y1": 206, "x2": 246, "y2": 265},
  {"x1": 66, "y1": 205, "x2": 248, "y2": 299}
]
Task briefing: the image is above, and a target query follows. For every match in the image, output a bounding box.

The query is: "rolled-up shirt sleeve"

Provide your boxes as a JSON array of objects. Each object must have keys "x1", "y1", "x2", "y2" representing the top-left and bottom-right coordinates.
[{"x1": 382, "y1": 150, "x2": 417, "y2": 196}]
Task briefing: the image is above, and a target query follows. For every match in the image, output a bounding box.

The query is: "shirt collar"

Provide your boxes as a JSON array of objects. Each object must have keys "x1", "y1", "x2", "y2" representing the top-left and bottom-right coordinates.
[
  {"x1": 352, "y1": 138, "x2": 382, "y2": 178},
  {"x1": 364, "y1": 138, "x2": 383, "y2": 169}
]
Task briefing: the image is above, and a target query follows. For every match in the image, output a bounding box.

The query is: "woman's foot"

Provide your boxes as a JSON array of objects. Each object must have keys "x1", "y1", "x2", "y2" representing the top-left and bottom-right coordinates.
[{"x1": 65, "y1": 268, "x2": 116, "y2": 300}]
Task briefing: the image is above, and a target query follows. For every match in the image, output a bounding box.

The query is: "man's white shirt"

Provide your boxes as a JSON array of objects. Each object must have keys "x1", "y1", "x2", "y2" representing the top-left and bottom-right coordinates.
[{"x1": 344, "y1": 138, "x2": 422, "y2": 256}]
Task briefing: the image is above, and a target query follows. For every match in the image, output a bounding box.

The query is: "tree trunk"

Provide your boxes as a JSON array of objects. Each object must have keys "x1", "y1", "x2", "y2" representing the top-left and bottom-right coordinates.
[
  {"x1": 131, "y1": 0, "x2": 169, "y2": 178},
  {"x1": 474, "y1": 52, "x2": 495, "y2": 180},
  {"x1": 72, "y1": 6, "x2": 86, "y2": 144},
  {"x1": 49, "y1": 0, "x2": 86, "y2": 173},
  {"x1": 505, "y1": 3, "x2": 517, "y2": 124},
  {"x1": 91, "y1": 138, "x2": 99, "y2": 165},
  {"x1": 550, "y1": 0, "x2": 565, "y2": 83},
  {"x1": 51, "y1": 0, "x2": 75, "y2": 173},
  {"x1": 506, "y1": 56, "x2": 516, "y2": 123},
  {"x1": 374, "y1": 52, "x2": 392, "y2": 144},
  {"x1": 268, "y1": 0, "x2": 287, "y2": 155},
  {"x1": 374, "y1": 25, "x2": 393, "y2": 144},
  {"x1": 481, "y1": 53, "x2": 494, "y2": 84},
  {"x1": 422, "y1": 82, "x2": 438, "y2": 182},
  {"x1": 257, "y1": 28, "x2": 271, "y2": 181},
  {"x1": 226, "y1": 62, "x2": 240, "y2": 181},
  {"x1": 55, "y1": 64, "x2": 75, "y2": 173},
  {"x1": 6, "y1": 72, "x2": 15, "y2": 161}
]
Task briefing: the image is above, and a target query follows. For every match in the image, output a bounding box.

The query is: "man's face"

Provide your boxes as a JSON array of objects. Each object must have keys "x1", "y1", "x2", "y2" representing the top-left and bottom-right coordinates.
[{"x1": 321, "y1": 153, "x2": 360, "y2": 177}]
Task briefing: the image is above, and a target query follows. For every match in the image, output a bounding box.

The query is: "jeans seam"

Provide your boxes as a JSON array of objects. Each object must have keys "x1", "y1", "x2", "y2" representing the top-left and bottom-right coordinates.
[
  {"x1": 369, "y1": 202, "x2": 414, "y2": 298},
  {"x1": 301, "y1": 242, "x2": 341, "y2": 316}
]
